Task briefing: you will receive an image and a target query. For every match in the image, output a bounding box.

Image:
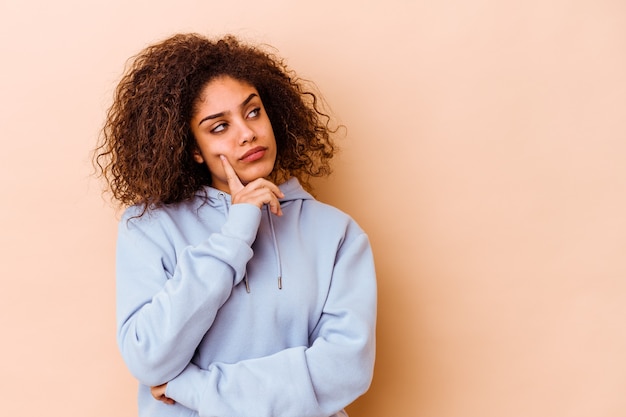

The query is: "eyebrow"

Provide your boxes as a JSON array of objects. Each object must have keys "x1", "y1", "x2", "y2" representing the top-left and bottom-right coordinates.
[{"x1": 197, "y1": 93, "x2": 259, "y2": 127}]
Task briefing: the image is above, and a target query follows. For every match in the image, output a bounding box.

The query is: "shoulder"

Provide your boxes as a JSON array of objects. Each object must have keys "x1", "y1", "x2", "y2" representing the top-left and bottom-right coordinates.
[
  {"x1": 299, "y1": 198, "x2": 367, "y2": 241},
  {"x1": 282, "y1": 178, "x2": 362, "y2": 229},
  {"x1": 304, "y1": 198, "x2": 351, "y2": 219},
  {"x1": 119, "y1": 194, "x2": 210, "y2": 233}
]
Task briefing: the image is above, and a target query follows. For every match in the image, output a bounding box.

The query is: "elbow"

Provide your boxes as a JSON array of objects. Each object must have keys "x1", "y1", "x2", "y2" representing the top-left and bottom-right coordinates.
[
  {"x1": 356, "y1": 342, "x2": 376, "y2": 396},
  {"x1": 352, "y1": 326, "x2": 376, "y2": 396},
  {"x1": 338, "y1": 331, "x2": 376, "y2": 399},
  {"x1": 117, "y1": 324, "x2": 185, "y2": 386},
  {"x1": 358, "y1": 360, "x2": 375, "y2": 397},
  {"x1": 122, "y1": 353, "x2": 176, "y2": 387}
]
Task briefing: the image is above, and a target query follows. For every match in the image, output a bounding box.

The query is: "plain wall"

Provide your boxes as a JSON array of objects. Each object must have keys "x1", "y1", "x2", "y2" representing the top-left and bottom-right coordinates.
[{"x1": 1, "y1": 1, "x2": 625, "y2": 416}]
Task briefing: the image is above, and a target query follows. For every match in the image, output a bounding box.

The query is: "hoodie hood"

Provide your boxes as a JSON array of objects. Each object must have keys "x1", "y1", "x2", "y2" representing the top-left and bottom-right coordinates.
[{"x1": 197, "y1": 177, "x2": 314, "y2": 209}]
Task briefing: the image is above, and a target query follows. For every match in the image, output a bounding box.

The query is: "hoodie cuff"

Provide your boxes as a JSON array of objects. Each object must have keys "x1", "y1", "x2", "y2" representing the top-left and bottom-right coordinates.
[
  {"x1": 221, "y1": 203, "x2": 262, "y2": 246},
  {"x1": 165, "y1": 363, "x2": 206, "y2": 412}
]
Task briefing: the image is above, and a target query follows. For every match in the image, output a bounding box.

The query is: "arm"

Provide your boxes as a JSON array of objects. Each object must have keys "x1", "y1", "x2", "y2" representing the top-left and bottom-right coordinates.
[
  {"x1": 116, "y1": 203, "x2": 261, "y2": 386},
  {"x1": 165, "y1": 232, "x2": 377, "y2": 417},
  {"x1": 117, "y1": 157, "x2": 284, "y2": 388}
]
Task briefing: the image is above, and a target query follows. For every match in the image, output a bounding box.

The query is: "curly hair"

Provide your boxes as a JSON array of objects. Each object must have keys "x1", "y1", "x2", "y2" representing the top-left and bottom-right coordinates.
[{"x1": 95, "y1": 33, "x2": 337, "y2": 212}]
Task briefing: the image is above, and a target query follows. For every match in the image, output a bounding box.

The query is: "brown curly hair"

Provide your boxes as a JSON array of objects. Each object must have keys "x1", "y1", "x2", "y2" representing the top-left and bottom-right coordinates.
[{"x1": 95, "y1": 33, "x2": 337, "y2": 212}]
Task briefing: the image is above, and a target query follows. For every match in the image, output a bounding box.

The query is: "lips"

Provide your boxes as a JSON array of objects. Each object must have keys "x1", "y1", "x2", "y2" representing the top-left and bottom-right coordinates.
[{"x1": 239, "y1": 146, "x2": 267, "y2": 162}]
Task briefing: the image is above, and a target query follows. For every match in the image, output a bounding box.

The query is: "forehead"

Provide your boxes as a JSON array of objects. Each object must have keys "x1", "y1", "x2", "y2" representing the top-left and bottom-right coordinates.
[{"x1": 197, "y1": 76, "x2": 259, "y2": 107}]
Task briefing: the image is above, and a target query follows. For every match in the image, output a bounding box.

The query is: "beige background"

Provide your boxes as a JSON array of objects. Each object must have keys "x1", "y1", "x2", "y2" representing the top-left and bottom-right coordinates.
[{"x1": 1, "y1": 0, "x2": 625, "y2": 416}]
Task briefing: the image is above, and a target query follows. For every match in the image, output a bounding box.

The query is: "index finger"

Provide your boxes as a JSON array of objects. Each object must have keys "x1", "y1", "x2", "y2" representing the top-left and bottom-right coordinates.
[{"x1": 220, "y1": 155, "x2": 244, "y2": 195}]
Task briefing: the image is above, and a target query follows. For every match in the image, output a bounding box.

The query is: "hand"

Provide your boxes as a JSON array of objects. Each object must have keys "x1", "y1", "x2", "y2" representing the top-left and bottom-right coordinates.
[
  {"x1": 151, "y1": 383, "x2": 175, "y2": 405},
  {"x1": 220, "y1": 155, "x2": 284, "y2": 216}
]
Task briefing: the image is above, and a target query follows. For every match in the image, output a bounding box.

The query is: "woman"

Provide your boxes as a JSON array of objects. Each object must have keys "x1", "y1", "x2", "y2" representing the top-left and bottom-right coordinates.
[{"x1": 95, "y1": 33, "x2": 377, "y2": 417}]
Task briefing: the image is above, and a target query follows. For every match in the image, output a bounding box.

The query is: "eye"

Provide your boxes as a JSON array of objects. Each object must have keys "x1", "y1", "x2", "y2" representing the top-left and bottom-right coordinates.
[
  {"x1": 247, "y1": 107, "x2": 261, "y2": 119},
  {"x1": 211, "y1": 122, "x2": 227, "y2": 133}
]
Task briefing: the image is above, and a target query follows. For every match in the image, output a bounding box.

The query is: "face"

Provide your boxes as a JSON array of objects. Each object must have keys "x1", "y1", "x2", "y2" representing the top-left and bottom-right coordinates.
[{"x1": 190, "y1": 76, "x2": 277, "y2": 193}]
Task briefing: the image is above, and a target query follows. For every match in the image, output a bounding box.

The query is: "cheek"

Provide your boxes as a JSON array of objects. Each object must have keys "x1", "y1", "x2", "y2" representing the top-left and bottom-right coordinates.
[
  {"x1": 195, "y1": 137, "x2": 228, "y2": 162},
  {"x1": 204, "y1": 155, "x2": 225, "y2": 177},
  {"x1": 194, "y1": 142, "x2": 224, "y2": 174}
]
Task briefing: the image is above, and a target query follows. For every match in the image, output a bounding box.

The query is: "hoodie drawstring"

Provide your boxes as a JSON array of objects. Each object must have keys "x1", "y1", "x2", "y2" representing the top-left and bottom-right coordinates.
[
  {"x1": 217, "y1": 191, "x2": 283, "y2": 292},
  {"x1": 267, "y1": 210, "x2": 283, "y2": 290}
]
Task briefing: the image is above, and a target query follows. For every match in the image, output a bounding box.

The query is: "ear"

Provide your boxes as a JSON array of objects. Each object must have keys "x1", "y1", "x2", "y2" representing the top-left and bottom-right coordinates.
[{"x1": 192, "y1": 148, "x2": 205, "y2": 164}]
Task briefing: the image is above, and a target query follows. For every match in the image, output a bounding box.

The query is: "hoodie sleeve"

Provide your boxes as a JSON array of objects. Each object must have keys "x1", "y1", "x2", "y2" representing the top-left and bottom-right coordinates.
[
  {"x1": 165, "y1": 230, "x2": 377, "y2": 417},
  {"x1": 116, "y1": 203, "x2": 262, "y2": 386}
]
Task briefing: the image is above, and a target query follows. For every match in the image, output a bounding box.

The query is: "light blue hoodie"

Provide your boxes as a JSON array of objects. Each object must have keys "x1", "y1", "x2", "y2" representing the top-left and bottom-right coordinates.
[{"x1": 116, "y1": 178, "x2": 377, "y2": 417}]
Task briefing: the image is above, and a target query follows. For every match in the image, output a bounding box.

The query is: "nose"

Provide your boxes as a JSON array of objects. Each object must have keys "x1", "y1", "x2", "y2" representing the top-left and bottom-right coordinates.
[{"x1": 238, "y1": 123, "x2": 256, "y2": 145}]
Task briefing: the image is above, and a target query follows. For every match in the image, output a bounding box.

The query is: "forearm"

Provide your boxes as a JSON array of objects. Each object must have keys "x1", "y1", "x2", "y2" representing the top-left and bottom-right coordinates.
[
  {"x1": 116, "y1": 204, "x2": 262, "y2": 385},
  {"x1": 166, "y1": 341, "x2": 374, "y2": 417},
  {"x1": 165, "y1": 233, "x2": 377, "y2": 416}
]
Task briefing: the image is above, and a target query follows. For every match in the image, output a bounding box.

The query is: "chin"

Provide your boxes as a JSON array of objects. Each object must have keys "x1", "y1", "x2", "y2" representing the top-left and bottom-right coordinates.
[{"x1": 241, "y1": 168, "x2": 274, "y2": 184}]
